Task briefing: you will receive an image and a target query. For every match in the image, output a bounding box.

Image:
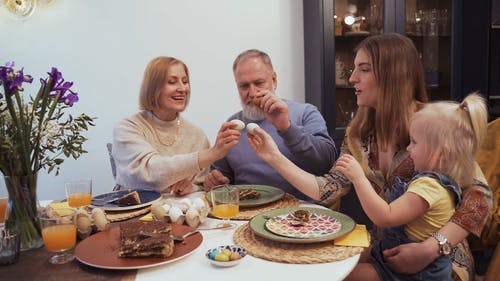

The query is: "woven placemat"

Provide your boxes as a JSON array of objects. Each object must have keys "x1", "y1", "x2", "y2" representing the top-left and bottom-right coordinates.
[
  {"x1": 232, "y1": 193, "x2": 300, "y2": 220},
  {"x1": 233, "y1": 224, "x2": 364, "y2": 264},
  {"x1": 104, "y1": 206, "x2": 151, "y2": 222}
]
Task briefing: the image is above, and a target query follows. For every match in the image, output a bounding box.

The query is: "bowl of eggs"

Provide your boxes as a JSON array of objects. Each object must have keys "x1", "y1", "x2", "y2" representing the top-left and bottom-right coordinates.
[{"x1": 206, "y1": 245, "x2": 247, "y2": 267}]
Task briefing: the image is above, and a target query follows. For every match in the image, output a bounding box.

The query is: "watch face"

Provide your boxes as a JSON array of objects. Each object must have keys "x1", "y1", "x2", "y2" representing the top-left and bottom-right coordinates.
[{"x1": 442, "y1": 242, "x2": 452, "y2": 255}]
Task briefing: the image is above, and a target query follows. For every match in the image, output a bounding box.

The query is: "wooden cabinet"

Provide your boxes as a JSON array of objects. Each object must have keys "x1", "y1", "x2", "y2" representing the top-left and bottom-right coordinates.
[{"x1": 303, "y1": 0, "x2": 491, "y2": 148}]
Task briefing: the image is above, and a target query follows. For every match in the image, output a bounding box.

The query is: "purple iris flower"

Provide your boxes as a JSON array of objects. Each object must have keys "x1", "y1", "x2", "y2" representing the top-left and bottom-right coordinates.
[
  {"x1": 0, "y1": 62, "x2": 33, "y2": 93},
  {"x1": 63, "y1": 91, "x2": 79, "y2": 107}
]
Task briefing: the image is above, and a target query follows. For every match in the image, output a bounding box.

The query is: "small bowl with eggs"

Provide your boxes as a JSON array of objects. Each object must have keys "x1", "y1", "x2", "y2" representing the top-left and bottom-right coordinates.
[{"x1": 205, "y1": 245, "x2": 247, "y2": 267}]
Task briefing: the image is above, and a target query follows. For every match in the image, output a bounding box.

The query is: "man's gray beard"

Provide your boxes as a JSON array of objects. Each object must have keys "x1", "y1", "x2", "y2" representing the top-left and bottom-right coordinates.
[{"x1": 241, "y1": 103, "x2": 266, "y2": 121}]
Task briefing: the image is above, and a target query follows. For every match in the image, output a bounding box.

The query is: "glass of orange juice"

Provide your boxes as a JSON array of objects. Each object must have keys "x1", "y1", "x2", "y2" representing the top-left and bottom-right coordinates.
[
  {"x1": 65, "y1": 179, "x2": 92, "y2": 207},
  {"x1": 210, "y1": 185, "x2": 239, "y2": 229},
  {"x1": 39, "y1": 208, "x2": 77, "y2": 264},
  {"x1": 0, "y1": 197, "x2": 8, "y2": 226}
]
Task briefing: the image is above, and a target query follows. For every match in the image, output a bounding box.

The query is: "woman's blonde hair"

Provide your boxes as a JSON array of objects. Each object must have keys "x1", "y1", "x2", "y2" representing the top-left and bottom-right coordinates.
[
  {"x1": 349, "y1": 33, "x2": 428, "y2": 151},
  {"x1": 412, "y1": 92, "x2": 488, "y2": 187},
  {"x1": 139, "y1": 56, "x2": 190, "y2": 111}
]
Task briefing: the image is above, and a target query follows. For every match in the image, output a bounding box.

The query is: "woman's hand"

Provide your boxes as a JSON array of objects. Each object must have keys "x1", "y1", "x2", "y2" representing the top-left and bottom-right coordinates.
[
  {"x1": 169, "y1": 178, "x2": 193, "y2": 196},
  {"x1": 334, "y1": 154, "x2": 365, "y2": 184},
  {"x1": 198, "y1": 122, "x2": 240, "y2": 170},
  {"x1": 211, "y1": 122, "x2": 241, "y2": 159},
  {"x1": 383, "y1": 238, "x2": 438, "y2": 274},
  {"x1": 247, "y1": 126, "x2": 280, "y2": 162}
]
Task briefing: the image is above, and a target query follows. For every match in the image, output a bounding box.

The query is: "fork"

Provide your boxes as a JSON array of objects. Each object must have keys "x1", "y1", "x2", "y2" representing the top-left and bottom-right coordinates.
[{"x1": 139, "y1": 230, "x2": 199, "y2": 242}]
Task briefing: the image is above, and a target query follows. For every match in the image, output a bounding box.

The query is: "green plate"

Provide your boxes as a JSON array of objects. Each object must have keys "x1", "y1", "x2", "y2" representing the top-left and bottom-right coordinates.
[
  {"x1": 249, "y1": 207, "x2": 355, "y2": 244},
  {"x1": 206, "y1": 184, "x2": 285, "y2": 208}
]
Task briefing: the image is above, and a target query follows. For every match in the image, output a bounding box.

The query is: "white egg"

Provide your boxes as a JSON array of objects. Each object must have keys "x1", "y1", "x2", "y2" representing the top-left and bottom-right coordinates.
[
  {"x1": 192, "y1": 197, "x2": 206, "y2": 211},
  {"x1": 161, "y1": 203, "x2": 171, "y2": 212},
  {"x1": 246, "y1": 123, "x2": 260, "y2": 135},
  {"x1": 91, "y1": 208, "x2": 109, "y2": 231},
  {"x1": 168, "y1": 206, "x2": 184, "y2": 224},
  {"x1": 199, "y1": 206, "x2": 209, "y2": 223},
  {"x1": 151, "y1": 203, "x2": 166, "y2": 220},
  {"x1": 230, "y1": 119, "x2": 245, "y2": 131},
  {"x1": 185, "y1": 207, "x2": 201, "y2": 228},
  {"x1": 174, "y1": 201, "x2": 190, "y2": 213}
]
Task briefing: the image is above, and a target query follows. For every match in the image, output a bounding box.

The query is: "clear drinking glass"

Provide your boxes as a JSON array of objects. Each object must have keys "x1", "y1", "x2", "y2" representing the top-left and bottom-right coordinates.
[
  {"x1": 210, "y1": 185, "x2": 239, "y2": 229},
  {"x1": 39, "y1": 208, "x2": 77, "y2": 264},
  {"x1": 0, "y1": 197, "x2": 7, "y2": 226},
  {"x1": 65, "y1": 179, "x2": 92, "y2": 207}
]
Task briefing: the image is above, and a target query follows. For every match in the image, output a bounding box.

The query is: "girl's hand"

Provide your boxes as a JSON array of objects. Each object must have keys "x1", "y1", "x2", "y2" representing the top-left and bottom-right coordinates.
[{"x1": 334, "y1": 154, "x2": 365, "y2": 184}]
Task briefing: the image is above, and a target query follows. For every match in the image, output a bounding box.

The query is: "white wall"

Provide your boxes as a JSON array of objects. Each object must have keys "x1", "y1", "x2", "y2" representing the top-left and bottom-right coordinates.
[{"x1": 0, "y1": 0, "x2": 305, "y2": 200}]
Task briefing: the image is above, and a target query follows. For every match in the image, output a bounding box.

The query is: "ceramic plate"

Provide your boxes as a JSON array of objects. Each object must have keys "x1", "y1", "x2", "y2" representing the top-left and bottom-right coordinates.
[
  {"x1": 74, "y1": 224, "x2": 203, "y2": 270},
  {"x1": 249, "y1": 207, "x2": 355, "y2": 243},
  {"x1": 265, "y1": 212, "x2": 342, "y2": 238},
  {"x1": 206, "y1": 185, "x2": 285, "y2": 208},
  {"x1": 89, "y1": 189, "x2": 162, "y2": 211}
]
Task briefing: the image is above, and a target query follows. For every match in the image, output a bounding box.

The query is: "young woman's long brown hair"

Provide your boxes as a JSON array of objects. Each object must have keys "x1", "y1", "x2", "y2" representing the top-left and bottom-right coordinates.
[{"x1": 349, "y1": 33, "x2": 428, "y2": 151}]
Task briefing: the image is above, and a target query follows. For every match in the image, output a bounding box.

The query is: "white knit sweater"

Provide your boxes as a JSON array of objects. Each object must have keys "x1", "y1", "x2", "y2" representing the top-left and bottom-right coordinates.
[{"x1": 112, "y1": 110, "x2": 210, "y2": 193}]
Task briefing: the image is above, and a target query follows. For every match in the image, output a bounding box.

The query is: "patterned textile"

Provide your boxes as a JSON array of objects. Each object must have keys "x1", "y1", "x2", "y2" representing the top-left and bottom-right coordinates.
[{"x1": 316, "y1": 127, "x2": 492, "y2": 281}]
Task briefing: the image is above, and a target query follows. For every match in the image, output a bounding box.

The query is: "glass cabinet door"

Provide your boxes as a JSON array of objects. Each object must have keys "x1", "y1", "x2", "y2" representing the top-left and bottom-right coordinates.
[
  {"x1": 334, "y1": 0, "x2": 384, "y2": 128},
  {"x1": 405, "y1": 0, "x2": 452, "y2": 101},
  {"x1": 332, "y1": 0, "x2": 453, "y2": 128}
]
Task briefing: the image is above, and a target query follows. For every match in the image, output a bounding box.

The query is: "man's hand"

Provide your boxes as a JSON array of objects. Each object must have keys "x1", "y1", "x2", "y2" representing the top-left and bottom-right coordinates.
[
  {"x1": 169, "y1": 178, "x2": 193, "y2": 196},
  {"x1": 258, "y1": 91, "x2": 290, "y2": 132},
  {"x1": 203, "y1": 169, "x2": 230, "y2": 192}
]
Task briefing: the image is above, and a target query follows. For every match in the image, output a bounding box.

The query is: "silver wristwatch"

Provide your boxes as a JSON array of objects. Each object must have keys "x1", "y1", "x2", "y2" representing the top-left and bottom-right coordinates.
[{"x1": 431, "y1": 232, "x2": 452, "y2": 256}]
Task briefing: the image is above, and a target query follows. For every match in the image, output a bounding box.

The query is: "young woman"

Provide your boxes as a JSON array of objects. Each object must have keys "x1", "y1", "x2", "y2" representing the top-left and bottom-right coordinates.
[
  {"x1": 112, "y1": 56, "x2": 240, "y2": 194},
  {"x1": 247, "y1": 34, "x2": 492, "y2": 280},
  {"x1": 337, "y1": 93, "x2": 488, "y2": 280}
]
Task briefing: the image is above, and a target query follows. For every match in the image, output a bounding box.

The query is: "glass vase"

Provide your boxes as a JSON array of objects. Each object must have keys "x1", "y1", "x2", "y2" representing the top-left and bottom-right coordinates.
[{"x1": 4, "y1": 174, "x2": 43, "y2": 251}]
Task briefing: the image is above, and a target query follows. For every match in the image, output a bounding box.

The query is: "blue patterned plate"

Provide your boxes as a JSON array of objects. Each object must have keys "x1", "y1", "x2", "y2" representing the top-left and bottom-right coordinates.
[{"x1": 90, "y1": 189, "x2": 161, "y2": 211}]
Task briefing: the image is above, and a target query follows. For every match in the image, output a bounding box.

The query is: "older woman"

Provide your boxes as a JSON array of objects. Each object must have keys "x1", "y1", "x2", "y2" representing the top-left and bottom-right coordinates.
[
  {"x1": 112, "y1": 56, "x2": 240, "y2": 195},
  {"x1": 247, "y1": 34, "x2": 492, "y2": 281}
]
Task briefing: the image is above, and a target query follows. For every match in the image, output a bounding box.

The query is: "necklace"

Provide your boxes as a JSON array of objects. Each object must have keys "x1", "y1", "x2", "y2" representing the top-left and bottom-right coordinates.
[{"x1": 151, "y1": 116, "x2": 181, "y2": 147}]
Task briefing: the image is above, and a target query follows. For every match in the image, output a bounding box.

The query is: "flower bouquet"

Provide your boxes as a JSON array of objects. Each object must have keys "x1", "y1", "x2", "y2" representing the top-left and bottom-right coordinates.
[{"x1": 0, "y1": 62, "x2": 96, "y2": 250}]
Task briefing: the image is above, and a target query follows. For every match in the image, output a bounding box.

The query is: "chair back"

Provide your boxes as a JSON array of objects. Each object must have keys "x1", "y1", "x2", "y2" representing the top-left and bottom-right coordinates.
[
  {"x1": 106, "y1": 143, "x2": 117, "y2": 180},
  {"x1": 476, "y1": 118, "x2": 500, "y2": 281}
]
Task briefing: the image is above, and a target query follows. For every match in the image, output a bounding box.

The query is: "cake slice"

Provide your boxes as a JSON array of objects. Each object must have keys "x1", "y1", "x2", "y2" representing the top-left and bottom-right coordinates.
[
  {"x1": 118, "y1": 220, "x2": 174, "y2": 258},
  {"x1": 115, "y1": 190, "x2": 142, "y2": 206}
]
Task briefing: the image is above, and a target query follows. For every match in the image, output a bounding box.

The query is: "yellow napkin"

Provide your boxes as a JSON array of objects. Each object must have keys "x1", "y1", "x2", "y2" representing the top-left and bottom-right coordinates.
[
  {"x1": 48, "y1": 202, "x2": 76, "y2": 216},
  {"x1": 334, "y1": 224, "x2": 370, "y2": 247},
  {"x1": 139, "y1": 212, "x2": 153, "y2": 222}
]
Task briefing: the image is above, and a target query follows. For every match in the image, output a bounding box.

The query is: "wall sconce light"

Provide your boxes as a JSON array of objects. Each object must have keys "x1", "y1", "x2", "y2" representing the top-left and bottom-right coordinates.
[
  {"x1": 344, "y1": 15, "x2": 366, "y2": 26},
  {"x1": 1, "y1": 0, "x2": 53, "y2": 20}
]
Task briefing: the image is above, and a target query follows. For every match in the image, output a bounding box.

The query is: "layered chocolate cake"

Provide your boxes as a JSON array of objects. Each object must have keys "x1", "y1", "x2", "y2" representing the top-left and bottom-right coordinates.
[
  {"x1": 116, "y1": 191, "x2": 142, "y2": 206},
  {"x1": 118, "y1": 220, "x2": 174, "y2": 258}
]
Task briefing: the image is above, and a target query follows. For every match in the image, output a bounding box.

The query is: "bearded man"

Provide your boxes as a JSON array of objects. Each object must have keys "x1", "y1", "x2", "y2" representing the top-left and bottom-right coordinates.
[{"x1": 203, "y1": 49, "x2": 336, "y2": 201}]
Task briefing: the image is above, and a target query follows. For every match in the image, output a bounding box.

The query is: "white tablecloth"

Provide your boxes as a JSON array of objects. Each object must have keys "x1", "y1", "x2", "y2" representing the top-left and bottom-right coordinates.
[
  {"x1": 136, "y1": 217, "x2": 359, "y2": 281},
  {"x1": 41, "y1": 197, "x2": 360, "y2": 281}
]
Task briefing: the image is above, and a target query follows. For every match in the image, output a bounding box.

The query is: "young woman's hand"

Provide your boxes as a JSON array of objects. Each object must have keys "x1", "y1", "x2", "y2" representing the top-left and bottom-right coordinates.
[{"x1": 247, "y1": 126, "x2": 280, "y2": 162}]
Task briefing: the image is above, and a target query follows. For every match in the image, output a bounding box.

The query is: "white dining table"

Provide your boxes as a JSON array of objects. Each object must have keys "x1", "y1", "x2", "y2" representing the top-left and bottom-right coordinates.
[
  {"x1": 40, "y1": 196, "x2": 360, "y2": 281},
  {"x1": 136, "y1": 218, "x2": 359, "y2": 281}
]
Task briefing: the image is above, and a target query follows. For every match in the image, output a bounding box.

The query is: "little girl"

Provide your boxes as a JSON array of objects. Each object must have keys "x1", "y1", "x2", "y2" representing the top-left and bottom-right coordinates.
[{"x1": 336, "y1": 93, "x2": 488, "y2": 281}]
